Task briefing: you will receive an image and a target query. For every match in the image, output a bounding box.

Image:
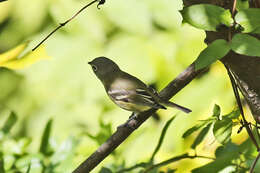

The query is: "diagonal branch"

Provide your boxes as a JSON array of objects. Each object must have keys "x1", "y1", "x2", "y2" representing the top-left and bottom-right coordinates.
[{"x1": 72, "y1": 62, "x2": 206, "y2": 173}]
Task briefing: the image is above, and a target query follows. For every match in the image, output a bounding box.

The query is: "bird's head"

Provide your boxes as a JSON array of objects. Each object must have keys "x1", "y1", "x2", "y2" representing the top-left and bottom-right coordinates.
[{"x1": 88, "y1": 56, "x2": 120, "y2": 81}]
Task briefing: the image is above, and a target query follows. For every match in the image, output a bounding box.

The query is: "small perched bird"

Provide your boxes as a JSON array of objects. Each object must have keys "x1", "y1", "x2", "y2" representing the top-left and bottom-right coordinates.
[{"x1": 88, "y1": 57, "x2": 191, "y2": 122}]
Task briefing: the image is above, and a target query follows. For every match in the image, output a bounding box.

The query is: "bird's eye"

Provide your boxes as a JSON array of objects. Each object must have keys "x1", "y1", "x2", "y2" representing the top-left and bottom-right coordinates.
[{"x1": 92, "y1": 65, "x2": 98, "y2": 72}]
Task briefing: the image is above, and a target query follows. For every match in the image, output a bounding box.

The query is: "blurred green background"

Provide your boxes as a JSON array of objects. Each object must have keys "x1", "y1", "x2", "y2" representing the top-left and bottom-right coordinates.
[{"x1": 0, "y1": 0, "x2": 246, "y2": 172}]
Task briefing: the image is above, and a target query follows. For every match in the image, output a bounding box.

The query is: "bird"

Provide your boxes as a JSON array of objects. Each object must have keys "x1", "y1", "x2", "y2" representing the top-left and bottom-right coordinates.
[{"x1": 88, "y1": 57, "x2": 191, "y2": 123}]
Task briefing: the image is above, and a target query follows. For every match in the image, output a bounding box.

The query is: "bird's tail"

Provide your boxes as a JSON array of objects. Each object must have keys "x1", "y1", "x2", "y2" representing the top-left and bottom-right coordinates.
[{"x1": 163, "y1": 101, "x2": 192, "y2": 113}]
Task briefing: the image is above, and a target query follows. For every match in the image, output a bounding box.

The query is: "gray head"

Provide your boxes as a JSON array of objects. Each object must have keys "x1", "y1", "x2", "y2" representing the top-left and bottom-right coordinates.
[{"x1": 88, "y1": 57, "x2": 120, "y2": 81}]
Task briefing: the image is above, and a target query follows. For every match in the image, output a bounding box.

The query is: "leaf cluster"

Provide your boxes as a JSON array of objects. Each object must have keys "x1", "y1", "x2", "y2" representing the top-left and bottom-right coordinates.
[{"x1": 180, "y1": 4, "x2": 260, "y2": 70}]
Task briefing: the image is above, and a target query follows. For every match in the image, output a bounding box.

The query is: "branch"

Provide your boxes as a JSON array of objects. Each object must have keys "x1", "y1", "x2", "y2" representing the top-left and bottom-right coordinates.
[
  {"x1": 250, "y1": 151, "x2": 260, "y2": 173},
  {"x1": 72, "y1": 63, "x2": 205, "y2": 172},
  {"x1": 32, "y1": 0, "x2": 104, "y2": 51}
]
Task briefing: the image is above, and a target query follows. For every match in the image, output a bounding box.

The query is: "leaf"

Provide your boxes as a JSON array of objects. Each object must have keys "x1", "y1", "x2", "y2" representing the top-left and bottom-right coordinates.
[
  {"x1": 0, "y1": 68, "x2": 23, "y2": 102},
  {"x1": 86, "y1": 117, "x2": 113, "y2": 145},
  {"x1": 213, "y1": 118, "x2": 232, "y2": 145},
  {"x1": 223, "y1": 109, "x2": 240, "y2": 119},
  {"x1": 26, "y1": 163, "x2": 31, "y2": 173},
  {"x1": 180, "y1": 4, "x2": 233, "y2": 31},
  {"x1": 195, "y1": 39, "x2": 231, "y2": 70},
  {"x1": 191, "y1": 124, "x2": 211, "y2": 149},
  {"x1": 231, "y1": 33, "x2": 260, "y2": 57},
  {"x1": 212, "y1": 104, "x2": 221, "y2": 119},
  {"x1": 2, "y1": 112, "x2": 17, "y2": 134},
  {"x1": 99, "y1": 167, "x2": 113, "y2": 173},
  {"x1": 15, "y1": 154, "x2": 44, "y2": 172},
  {"x1": 50, "y1": 136, "x2": 79, "y2": 171},
  {"x1": 166, "y1": 169, "x2": 176, "y2": 173},
  {"x1": 182, "y1": 122, "x2": 207, "y2": 138},
  {"x1": 0, "y1": 45, "x2": 50, "y2": 69},
  {"x1": 192, "y1": 142, "x2": 239, "y2": 173},
  {"x1": 215, "y1": 142, "x2": 239, "y2": 158},
  {"x1": 235, "y1": 8, "x2": 260, "y2": 33},
  {"x1": 0, "y1": 42, "x2": 29, "y2": 64},
  {"x1": 0, "y1": 153, "x2": 4, "y2": 173},
  {"x1": 236, "y1": 0, "x2": 249, "y2": 11},
  {"x1": 150, "y1": 116, "x2": 176, "y2": 161},
  {"x1": 39, "y1": 119, "x2": 53, "y2": 155}
]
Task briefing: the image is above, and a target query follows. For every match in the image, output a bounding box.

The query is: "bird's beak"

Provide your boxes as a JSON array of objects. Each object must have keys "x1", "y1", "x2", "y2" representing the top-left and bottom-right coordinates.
[{"x1": 88, "y1": 61, "x2": 92, "y2": 65}]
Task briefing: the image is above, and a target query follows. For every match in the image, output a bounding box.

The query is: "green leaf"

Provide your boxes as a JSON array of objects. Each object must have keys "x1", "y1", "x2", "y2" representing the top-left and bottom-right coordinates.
[
  {"x1": 192, "y1": 142, "x2": 239, "y2": 173},
  {"x1": 0, "y1": 153, "x2": 4, "y2": 173},
  {"x1": 212, "y1": 104, "x2": 221, "y2": 119},
  {"x1": 195, "y1": 39, "x2": 231, "y2": 70},
  {"x1": 50, "y1": 136, "x2": 79, "y2": 172},
  {"x1": 236, "y1": 0, "x2": 249, "y2": 11},
  {"x1": 26, "y1": 163, "x2": 31, "y2": 173},
  {"x1": 15, "y1": 154, "x2": 44, "y2": 172},
  {"x1": 99, "y1": 167, "x2": 113, "y2": 173},
  {"x1": 215, "y1": 142, "x2": 239, "y2": 158},
  {"x1": 86, "y1": 117, "x2": 113, "y2": 146},
  {"x1": 235, "y1": 8, "x2": 260, "y2": 33},
  {"x1": 213, "y1": 118, "x2": 232, "y2": 145},
  {"x1": 39, "y1": 119, "x2": 53, "y2": 155},
  {"x1": 231, "y1": 33, "x2": 260, "y2": 57},
  {"x1": 182, "y1": 122, "x2": 207, "y2": 138},
  {"x1": 4, "y1": 155, "x2": 15, "y2": 170},
  {"x1": 0, "y1": 68, "x2": 23, "y2": 102},
  {"x1": 180, "y1": 4, "x2": 233, "y2": 31},
  {"x1": 191, "y1": 124, "x2": 211, "y2": 149},
  {"x1": 166, "y1": 169, "x2": 176, "y2": 173},
  {"x1": 2, "y1": 112, "x2": 17, "y2": 134},
  {"x1": 150, "y1": 115, "x2": 176, "y2": 161},
  {"x1": 223, "y1": 109, "x2": 240, "y2": 119}
]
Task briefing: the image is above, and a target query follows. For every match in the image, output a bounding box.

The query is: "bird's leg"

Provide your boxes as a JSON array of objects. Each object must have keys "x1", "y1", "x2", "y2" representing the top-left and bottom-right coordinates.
[
  {"x1": 128, "y1": 112, "x2": 138, "y2": 121},
  {"x1": 117, "y1": 112, "x2": 138, "y2": 130}
]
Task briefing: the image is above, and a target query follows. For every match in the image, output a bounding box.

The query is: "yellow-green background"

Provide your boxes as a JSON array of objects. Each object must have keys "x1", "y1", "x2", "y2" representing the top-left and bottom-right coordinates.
[{"x1": 0, "y1": 0, "x2": 248, "y2": 172}]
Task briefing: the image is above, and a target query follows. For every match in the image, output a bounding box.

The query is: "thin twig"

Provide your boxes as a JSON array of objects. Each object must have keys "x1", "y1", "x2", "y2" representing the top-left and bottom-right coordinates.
[
  {"x1": 250, "y1": 151, "x2": 260, "y2": 173},
  {"x1": 232, "y1": 0, "x2": 237, "y2": 18},
  {"x1": 256, "y1": 122, "x2": 260, "y2": 143},
  {"x1": 32, "y1": 0, "x2": 100, "y2": 51},
  {"x1": 117, "y1": 162, "x2": 147, "y2": 173},
  {"x1": 224, "y1": 64, "x2": 260, "y2": 151},
  {"x1": 143, "y1": 153, "x2": 215, "y2": 173}
]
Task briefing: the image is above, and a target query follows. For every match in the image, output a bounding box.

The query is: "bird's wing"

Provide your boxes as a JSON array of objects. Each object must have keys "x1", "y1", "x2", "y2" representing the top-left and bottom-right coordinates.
[{"x1": 108, "y1": 88, "x2": 166, "y2": 109}]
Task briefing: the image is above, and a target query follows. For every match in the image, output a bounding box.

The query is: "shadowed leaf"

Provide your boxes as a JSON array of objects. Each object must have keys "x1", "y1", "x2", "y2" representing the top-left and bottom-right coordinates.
[
  {"x1": 213, "y1": 118, "x2": 232, "y2": 145},
  {"x1": 2, "y1": 112, "x2": 17, "y2": 134},
  {"x1": 39, "y1": 119, "x2": 53, "y2": 155},
  {"x1": 231, "y1": 33, "x2": 260, "y2": 57},
  {"x1": 191, "y1": 124, "x2": 211, "y2": 149},
  {"x1": 195, "y1": 39, "x2": 230, "y2": 70},
  {"x1": 235, "y1": 8, "x2": 260, "y2": 33},
  {"x1": 0, "y1": 153, "x2": 4, "y2": 173},
  {"x1": 192, "y1": 143, "x2": 239, "y2": 173},
  {"x1": 212, "y1": 104, "x2": 221, "y2": 118},
  {"x1": 26, "y1": 163, "x2": 31, "y2": 173},
  {"x1": 99, "y1": 167, "x2": 113, "y2": 173}
]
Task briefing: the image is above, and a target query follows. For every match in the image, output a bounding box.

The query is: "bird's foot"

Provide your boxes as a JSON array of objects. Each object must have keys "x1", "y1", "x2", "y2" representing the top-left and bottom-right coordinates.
[
  {"x1": 128, "y1": 112, "x2": 138, "y2": 121},
  {"x1": 117, "y1": 113, "x2": 138, "y2": 130}
]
